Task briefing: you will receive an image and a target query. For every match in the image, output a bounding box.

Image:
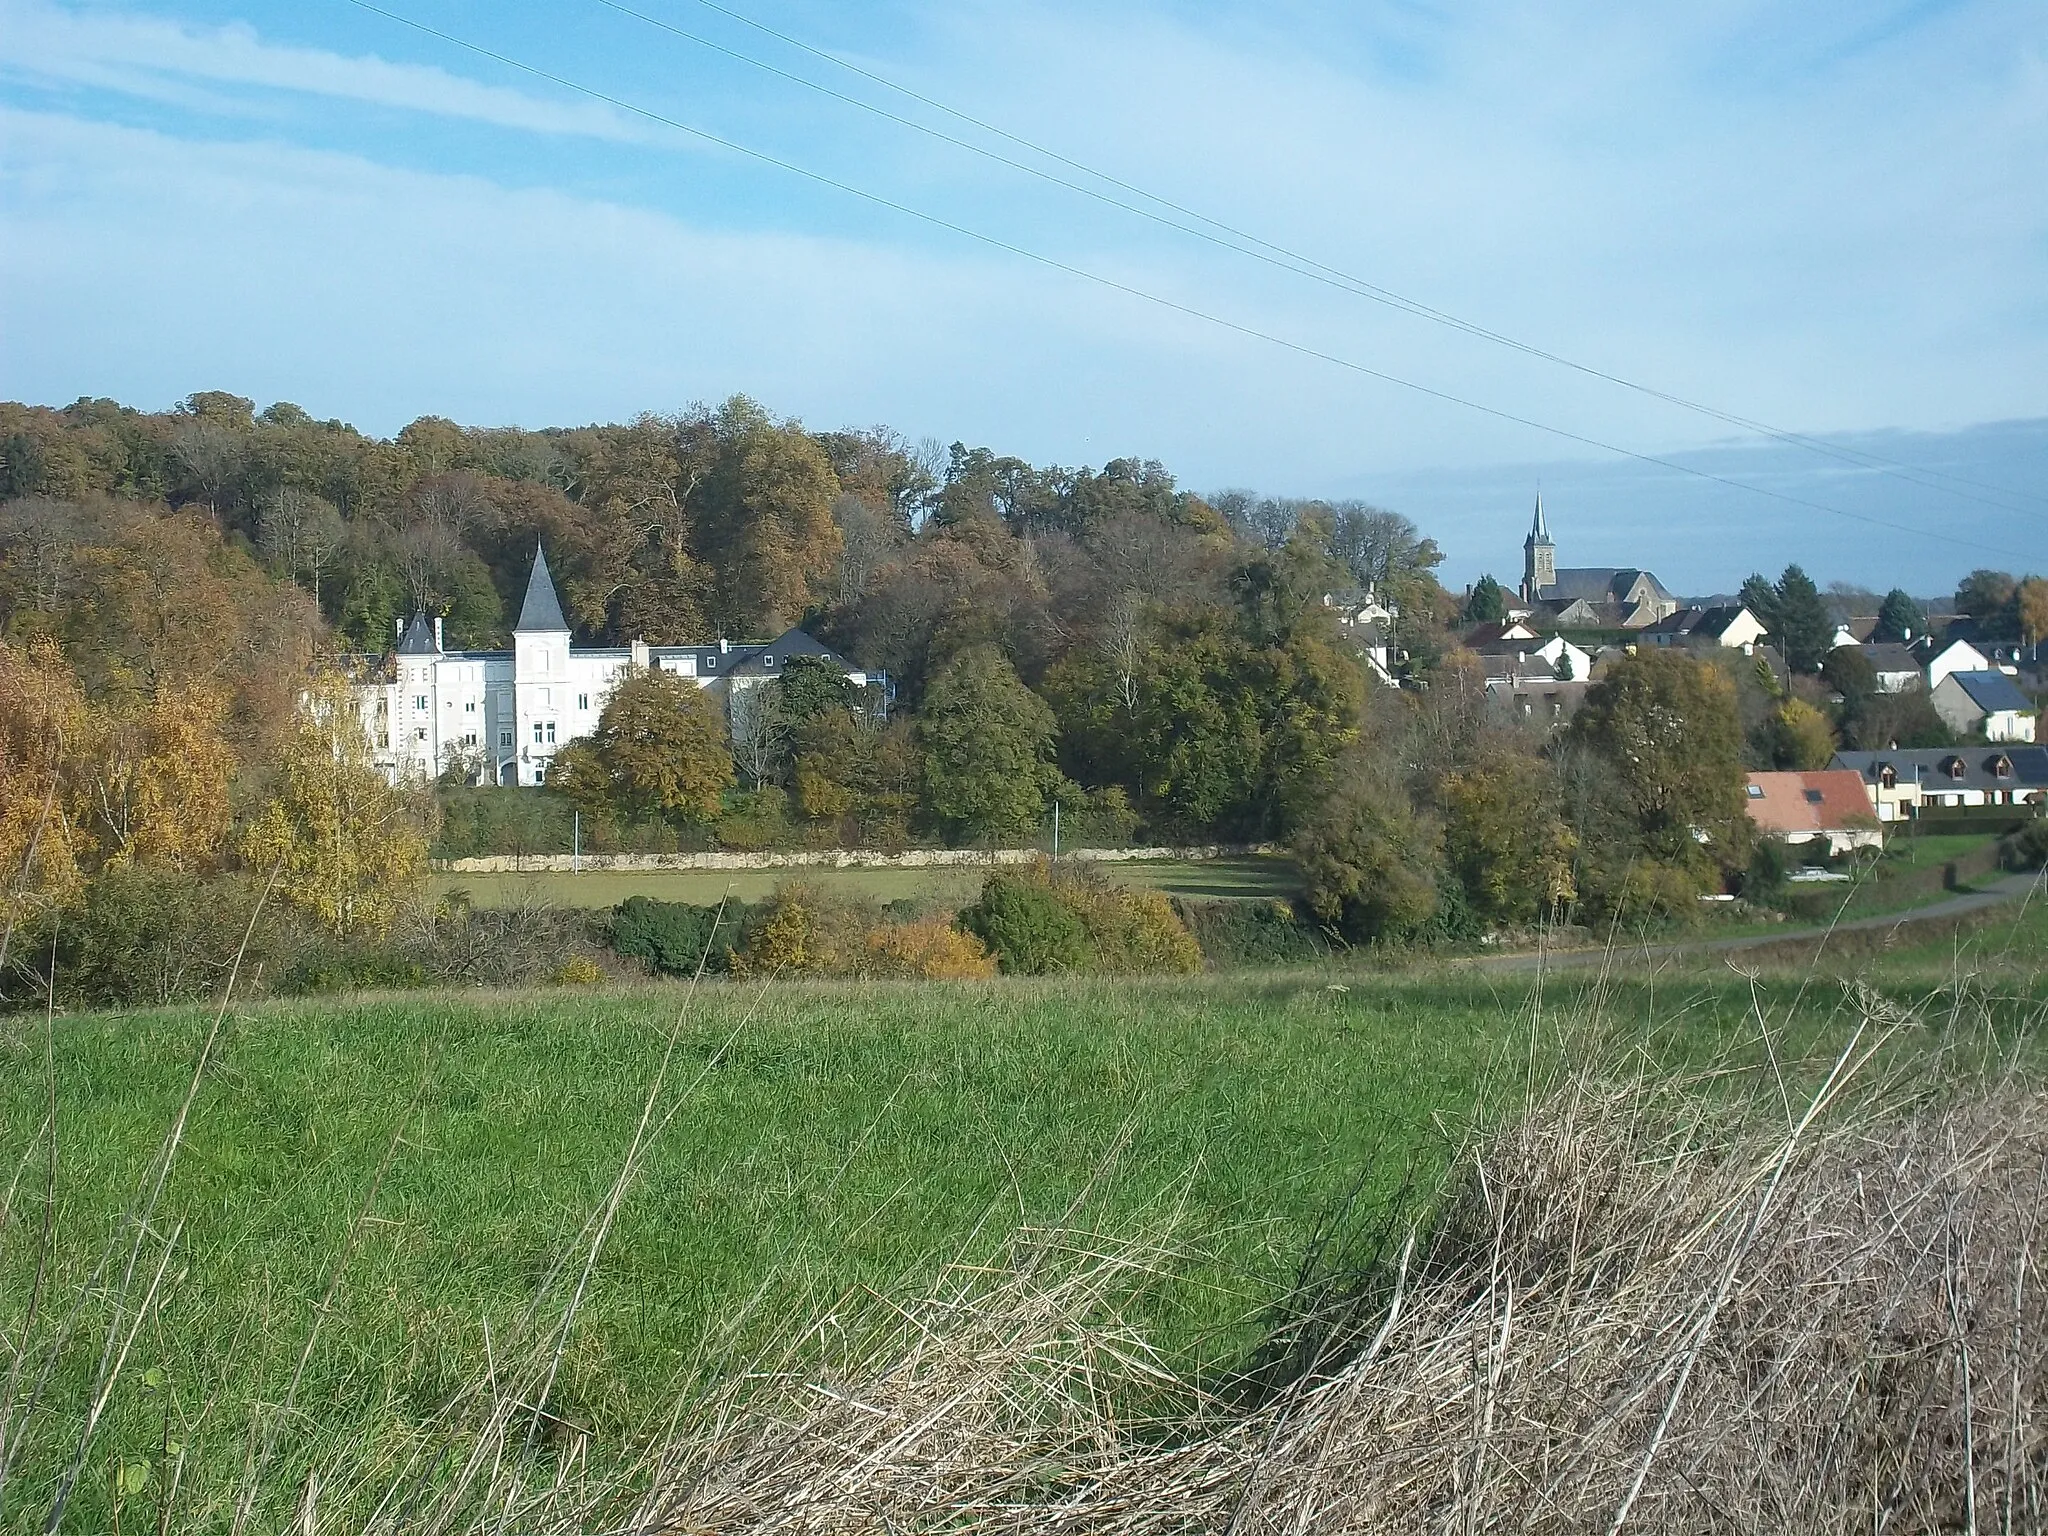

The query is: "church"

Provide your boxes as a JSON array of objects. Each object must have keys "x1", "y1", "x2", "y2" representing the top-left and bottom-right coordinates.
[
  {"x1": 353, "y1": 545, "x2": 868, "y2": 788},
  {"x1": 1518, "y1": 496, "x2": 1680, "y2": 628}
]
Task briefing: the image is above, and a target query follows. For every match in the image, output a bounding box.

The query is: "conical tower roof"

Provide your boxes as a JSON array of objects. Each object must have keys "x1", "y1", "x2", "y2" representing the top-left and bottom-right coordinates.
[
  {"x1": 396, "y1": 612, "x2": 440, "y2": 654},
  {"x1": 1528, "y1": 493, "x2": 1551, "y2": 544},
  {"x1": 516, "y1": 542, "x2": 570, "y2": 633}
]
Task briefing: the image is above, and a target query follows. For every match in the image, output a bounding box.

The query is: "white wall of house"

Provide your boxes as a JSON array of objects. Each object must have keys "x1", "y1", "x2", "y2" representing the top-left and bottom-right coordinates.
[{"x1": 1926, "y1": 640, "x2": 1993, "y2": 689}]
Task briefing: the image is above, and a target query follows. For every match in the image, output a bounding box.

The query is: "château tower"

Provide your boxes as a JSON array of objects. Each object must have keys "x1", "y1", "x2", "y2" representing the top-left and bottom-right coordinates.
[{"x1": 1521, "y1": 494, "x2": 1555, "y2": 603}]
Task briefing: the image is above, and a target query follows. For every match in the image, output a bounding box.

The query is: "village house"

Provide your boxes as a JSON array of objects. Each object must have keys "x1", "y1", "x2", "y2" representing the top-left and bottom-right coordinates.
[
  {"x1": 1853, "y1": 642, "x2": 1925, "y2": 694},
  {"x1": 1930, "y1": 670, "x2": 2039, "y2": 743},
  {"x1": 1641, "y1": 604, "x2": 1769, "y2": 651},
  {"x1": 1742, "y1": 770, "x2": 1885, "y2": 856},
  {"x1": 353, "y1": 545, "x2": 867, "y2": 788},
  {"x1": 1831, "y1": 747, "x2": 2048, "y2": 821},
  {"x1": 1925, "y1": 637, "x2": 2000, "y2": 690},
  {"x1": 1516, "y1": 497, "x2": 1681, "y2": 628}
]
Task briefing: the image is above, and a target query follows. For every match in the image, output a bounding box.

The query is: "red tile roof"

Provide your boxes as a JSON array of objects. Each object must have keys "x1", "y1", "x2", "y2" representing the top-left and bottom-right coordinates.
[{"x1": 1743, "y1": 770, "x2": 1878, "y2": 837}]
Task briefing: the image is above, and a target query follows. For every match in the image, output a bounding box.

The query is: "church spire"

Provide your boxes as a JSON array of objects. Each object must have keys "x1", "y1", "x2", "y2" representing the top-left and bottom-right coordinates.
[
  {"x1": 515, "y1": 541, "x2": 570, "y2": 633},
  {"x1": 1529, "y1": 492, "x2": 1550, "y2": 545},
  {"x1": 1521, "y1": 493, "x2": 1556, "y2": 603}
]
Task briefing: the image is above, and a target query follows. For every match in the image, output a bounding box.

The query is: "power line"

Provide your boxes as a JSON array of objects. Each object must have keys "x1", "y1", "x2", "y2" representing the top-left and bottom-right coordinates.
[
  {"x1": 340, "y1": 0, "x2": 2036, "y2": 564},
  {"x1": 616, "y1": 0, "x2": 2048, "y2": 520}
]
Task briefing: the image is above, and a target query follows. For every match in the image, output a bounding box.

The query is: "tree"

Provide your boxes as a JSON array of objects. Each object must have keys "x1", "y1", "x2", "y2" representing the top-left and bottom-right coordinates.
[
  {"x1": 1820, "y1": 646, "x2": 1876, "y2": 703},
  {"x1": 1956, "y1": 569, "x2": 2018, "y2": 623},
  {"x1": 1462, "y1": 575, "x2": 1508, "y2": 624},
  {"x1": 1293, "y1": 750, "x2": 1442, "y2": 944},
  {"x1": 2018, "y1": 577, "x2": 2048, "y2": 646},
  {"x1": 257, "y1": 486, "x2": 345, "y2": 607},
  {"x1": 696, "y1": 397, "x2": 843, "y2": 630},
  {"x1": 1769, "y1": 565, "x2": 1831, "y2": 674},
  {"x1": 554, "y1": 669, "x2": 734, "y2": 821},
  {"x1": 1569, "y1": 649, "x2": 1749, "y2": 876},
  {"x1": 778, "y1": 655, "x2": 857, "y2": 725},
  {"x1": 1767, "y1": 698, "x2": 1837, "y2": 771},
  {"x1": 1441, "y1": 752, "x2": 1576, "y2": 927},
  {"x1": 918, "y1": 646, "x2": 1059, "y2": 843},
  {"x1": 239, "y1": 674, "x2": 429, "y2": 938},
  {"x1": 1872, "y1": 588, "x2": 1926, "y2": 643},
  {"x1": 1739, "y1": 573, "x2": 1780, "y2": 636},
  {"x1": 81, "y1": 682, "x2": 237, "y2": 871},
  {"x1": 727, "y1": 681, "x2": 789, "y2": 790},
  {"x1": 0, "y1": 639, "x2": 89, "y2": 937}
]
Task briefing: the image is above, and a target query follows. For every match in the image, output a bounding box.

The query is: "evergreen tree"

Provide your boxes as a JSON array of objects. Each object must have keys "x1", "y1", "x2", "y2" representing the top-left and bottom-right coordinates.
[
  {"x1": 1872, "y1": 588, "x2": 1926, "y2": 643},
  {"x1": 1770, "y1": 565, "x2": 1832, "y2": 674},
  {"x1": 1462, "y1": 574, "x2": 1508, "y2": 624}
]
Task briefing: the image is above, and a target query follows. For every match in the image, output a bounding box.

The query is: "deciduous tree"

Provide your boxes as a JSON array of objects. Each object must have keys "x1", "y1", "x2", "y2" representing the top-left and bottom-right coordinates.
[
  {"x1": 918, "y1": 646, "x2": 1058, "y2": 843},
  {"x1": 553, "y1": 669, "x2": 735, "y2": 822}
]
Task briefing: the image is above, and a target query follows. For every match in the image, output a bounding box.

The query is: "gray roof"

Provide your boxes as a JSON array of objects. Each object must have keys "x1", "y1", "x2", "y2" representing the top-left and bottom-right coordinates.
[
  {"x1": 1832, "y1": 747, "x2": 2048, "y2": 792},
  {"x1": 515, "y1": 544, "x2": 571, "y2": 633},
  {"x1": 1858, "y1": 643, "x2": 1921, "y2": 676},
  {"x1": 395, "y1": 613, "x2": 439, "y2": 655},
  {"x1": 1535, "y1": 567, "x2": 1674, "y2": 606},
  {"x1": 649, "y1": 627, "x2": 858, "y2": 678},
  {"x1": 1943, "y1": 670, "x2": 2033, "y2": 714}
]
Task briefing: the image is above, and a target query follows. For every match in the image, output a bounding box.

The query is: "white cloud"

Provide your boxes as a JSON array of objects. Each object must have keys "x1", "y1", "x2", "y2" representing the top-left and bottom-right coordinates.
[{"x1": 0, "y1": 0, "x2": 643, "y2": 140}]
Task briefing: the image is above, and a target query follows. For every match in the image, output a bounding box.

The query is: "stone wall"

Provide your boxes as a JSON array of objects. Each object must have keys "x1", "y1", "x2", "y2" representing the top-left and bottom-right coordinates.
[{"x1": 434, "y1": 845, "x2": 1268, "y2": 875}]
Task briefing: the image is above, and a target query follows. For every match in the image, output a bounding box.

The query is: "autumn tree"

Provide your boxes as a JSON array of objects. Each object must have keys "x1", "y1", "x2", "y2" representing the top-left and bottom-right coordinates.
[
  {"x1": 918, "y1": 646, "x2": 1059, "y2": 844},
  {"x1": 1294, "y1": 748, "x2": 1442, "y2": 944},
  {"x1": 1569, "y1": 649, "x2": 1749, "y2": 882},
  {"x1": 550, "y1": 668, "x2": 734, "y2": 822},
  {"x1": 1766, "y1": 698, "x2": 1838, "y2": 771},
  {"x1": 0, "y1": 639, "x2": 89, "y2": 939},
  {"x1": 695, "y1": 397, "x2": 842, "y2": 631},
  {"x1": 1441, "y1": 752, "x2": 1576, "y2": 926},
  {"x1": 2018, "y1": 576, "x2": 2048, "y2": 646},
  {"x1": 239, "y1": 674, "x2": 430, "y2": 938}
]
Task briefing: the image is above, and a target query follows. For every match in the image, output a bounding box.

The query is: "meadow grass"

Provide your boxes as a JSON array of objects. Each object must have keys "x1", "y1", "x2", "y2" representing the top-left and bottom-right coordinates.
[
  {"x1": 429, "y1": 854, "x2": 1302, "y2": 910},
  {"x1": 2, "y1": 897, "x2": 2042, "y2": 1529}
]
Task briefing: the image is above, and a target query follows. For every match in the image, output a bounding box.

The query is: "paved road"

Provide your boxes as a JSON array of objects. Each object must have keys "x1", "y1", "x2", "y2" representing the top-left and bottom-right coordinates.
[{"x1": 1459, "y1": 871, "x2": 2043, "y2": 975}]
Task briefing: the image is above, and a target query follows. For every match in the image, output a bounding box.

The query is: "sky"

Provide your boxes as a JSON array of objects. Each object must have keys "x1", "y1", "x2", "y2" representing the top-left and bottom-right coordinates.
[{"x1": 1, "y1": 0, "x2": 2044, "y2": 595}]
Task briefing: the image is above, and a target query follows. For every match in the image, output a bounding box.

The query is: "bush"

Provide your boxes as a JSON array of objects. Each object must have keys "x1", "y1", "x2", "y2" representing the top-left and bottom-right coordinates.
[
  {"x1": 959, "y1": 863, "x2": 1202, "y2": 976},
  {"x1": 716, "y1": 788, "x2": 796, "y2": 851},
  {"x1": 608, "y1": 896, "x2": 746, "y2": 976},
  {"x1": 863, "y1": 918, "x2": 998, "y2": 980},
  {"x1": 1174, "y1": 898, "x2": 1328, "y2": 967},
  {"x1": 958, "y1": 873, "x2": 1093, "y2": 975},
  {"x1": 2001, "y1": 820, "x2": 2048, "y2": 872},
  {"x1": 552, "y1": 954, "x2": 605, "y2": 986}
]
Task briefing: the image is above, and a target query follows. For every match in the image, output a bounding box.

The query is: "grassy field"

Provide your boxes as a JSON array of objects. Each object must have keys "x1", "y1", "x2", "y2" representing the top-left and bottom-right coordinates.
[
  {"x1": 432, "y1": 854, "x2": 1303, "y2": 910},
  {"x1": 3, "y1": 899, "x2": 2042, "y2": 1529}
]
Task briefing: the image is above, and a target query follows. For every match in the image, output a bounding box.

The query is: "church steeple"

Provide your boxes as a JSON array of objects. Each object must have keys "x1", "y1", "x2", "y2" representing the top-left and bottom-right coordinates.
[
  {"x1": 515, "y1": 542, "x2": 570, "y2": 634},
  {"x1": 1522, "y1": 494, "x2": 1555, "y2": 602}
]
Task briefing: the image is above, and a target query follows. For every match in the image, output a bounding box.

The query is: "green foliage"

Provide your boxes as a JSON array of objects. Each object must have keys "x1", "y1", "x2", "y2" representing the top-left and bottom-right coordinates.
[
  {"x1": 2001, "y1": 821, "x2": 2048, "y2": 872},
  {"x1": 1770, "y1": 565, "x2": 1832, "y2": 674},
  {"x1": 1766, "y1": 698, "x2": 1838, "y2": 771},
  {"x1": 1744, "y1": 835, "x2": 1792, "y2": 904},
  {"x1": 715, "y1": 786, "x2": 796, "y2": 850},
  {"x1": 919, "y1": 646, "x2": 1059, "y2": 843},
  {"x1": 1820, "y1": 646, "x2": 1876, "y2": 701},
  {"x1": 554, "y1": 669, "x2": 734, "y2": 823},
  {"x1": 1461, "y1": 574, "x2": 1508, "y2": 624},
  {"x1": 778, "y1": 655, "x2": 856, "y2": 725},
  {"x1": 1569, "y1": 649, "x2": 1750, "y2": 877},
  {"x1": 958, "y1": 873, "x2": 1093, "y2": 974},
  {"x1": 1873, "y1": 588, "x2": 1926, "y2": 643},
  {"x1": 607, "y1": 895, "x2": 746, "y2": 975},
  {"x1": 1293, "y1": 754, "x2": 1443, "y2": 944},
  {"x1": 1173, "y1": 898, "x2": 1328, "y2": 966},
  {"x1": 1440, "y1": 752, "x2": 1577, "y2": 927}
]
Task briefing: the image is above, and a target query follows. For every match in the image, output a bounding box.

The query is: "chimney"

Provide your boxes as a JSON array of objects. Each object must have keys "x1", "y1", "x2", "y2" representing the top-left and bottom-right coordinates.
[
  {"x1": 434, "y1": 616, "x2": 444, "y2": 651},
  {"x1": 395, "y1": 616, "x2": 403, "y2": 643},
  {"x1": 720, "y1": 637, "x2": 729, "y2": 655},
  {"x1": 631, "y1": 638, "x2": 649, "y2": 670}
]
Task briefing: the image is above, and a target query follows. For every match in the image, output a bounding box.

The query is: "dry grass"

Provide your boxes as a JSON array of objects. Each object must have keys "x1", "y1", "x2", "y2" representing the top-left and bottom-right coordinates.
[{"x1": 610, "y1": 1023, "x2": 2047, "y2": 1535}]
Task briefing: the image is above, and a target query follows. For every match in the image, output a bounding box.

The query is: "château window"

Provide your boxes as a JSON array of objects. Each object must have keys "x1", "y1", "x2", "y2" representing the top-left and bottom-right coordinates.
[
  {"x1": 415, "y1": 728, "x2": 427, "y2": 742},
  {"x1": 462, "y1": 732, "x2": 477, "y2": 746},
  {"x1": 545, "y1": 721, "x2": 556, "y2": 744},
  {"x1": 533, "y1": 722, "x2": 544, "y2": 744},
  {"x1": 465, "y1": 700, "x2": 476, "y2": 713},
  {"x1": 534, "y1": 763, "x2": 547, "y2": 785},
  {"x1": 499, "y1": 730, "x2": 513, "y2": 747},
  {"x1": 578, "y1": 693, "x2": 589, "y2": 710},
  {"x1": 414, "y1": 695, "x2": 428, "y2": 711}
]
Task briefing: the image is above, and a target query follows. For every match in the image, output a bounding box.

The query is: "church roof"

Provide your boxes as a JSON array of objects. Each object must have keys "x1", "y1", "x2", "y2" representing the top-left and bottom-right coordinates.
[
  {"x1": 396, "y1": 612, "x2": 439, "y2": 654},
  {"x1": 516, "y1": 544, "x2": 571, "y2": 633}
]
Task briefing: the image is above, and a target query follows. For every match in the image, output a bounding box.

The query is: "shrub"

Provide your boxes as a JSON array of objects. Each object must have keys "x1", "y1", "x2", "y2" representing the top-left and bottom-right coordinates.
[
  {"x1": 1174, "y1": 898, "x2": 1328, "y2": 967},
  {"x1": 959, "y1": 873, "x2": 1093, "y2": 975},
  {"x1": 730, "y1": 883, "x2": 883, "y2": 977},
  {"x1": 1053, "y1": 869, "x2": 1202, "y2": 975},
  {"x1": 864, "y1": 918, "x2": 998, "y2": 980},
  {"x1": 2001, "y1": 820, "x2": 2048, "y2": 872},
  {"x1": 716, "y1": 787, "x2": 795, "y2": 851},
  {"x1": 607, "y1": 896, "x2": 744, "y2": 976},
  {"x1": 552, "y1": 954, "x2": 605, "y2": 986}
]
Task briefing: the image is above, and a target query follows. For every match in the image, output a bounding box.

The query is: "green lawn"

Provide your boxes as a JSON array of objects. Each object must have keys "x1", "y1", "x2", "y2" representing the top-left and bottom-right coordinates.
[
  {"x1": 4, "y1": 904, "x2": 2041, "y2": 1530},
  {"x1": 432, "y1": 855, "x2": 1303, "y2": 910},
  {"x1": 1878, "y1": 832, "x2": 2002, "y2": 870}
]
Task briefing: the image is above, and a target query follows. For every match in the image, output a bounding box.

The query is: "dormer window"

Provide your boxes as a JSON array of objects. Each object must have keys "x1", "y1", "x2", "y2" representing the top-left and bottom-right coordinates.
[
  {"x1": 1991, "y1": 755, "x2": 2012, "y2": 779},
  {"x1": 1944, "y1": 757, "x2": 1966, "y2": 781},
  {"x1": 1878, "y1": 765, "x2": 1897, "y2": 789}
]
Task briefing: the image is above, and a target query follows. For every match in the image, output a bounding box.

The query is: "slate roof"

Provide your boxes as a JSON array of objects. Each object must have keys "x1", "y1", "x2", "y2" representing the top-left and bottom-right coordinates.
[
  {"x1": 1943, "y1": 670, "x2": 2034, "y2": 715},
  {"x1": 1832, "y1": 747, "x2": 2048, "y2": 793},
  {"x1": 1534, "y1": 567, "x2": 1675, "y2": 606},
  {"x1": 1858, "y1": 643, "x2": 1922, "y2": 677},
  {"x1": 395, "y1": 613, "x2": 439, "y2": 655},
  {"x1": 515, "y1": 544, "x2": 572, "y2": 633},
  {"x1": 648, "y1": 627, "x2": 860, "y2": 680},
  {"x1": 1744, "y1": 771, "x2": 1877, "y2": 837}
]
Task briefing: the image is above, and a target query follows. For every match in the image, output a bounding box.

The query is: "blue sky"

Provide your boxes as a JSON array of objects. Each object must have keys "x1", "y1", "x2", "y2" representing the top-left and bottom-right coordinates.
[{"x1": 1, "y1": 0, "x2": 2044, "y2": 594}]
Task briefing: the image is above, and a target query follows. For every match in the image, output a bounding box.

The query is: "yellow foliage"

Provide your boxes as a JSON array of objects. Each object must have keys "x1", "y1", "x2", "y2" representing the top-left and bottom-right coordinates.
[
  {"x1": 84, "y1": 681, "x2": 237, "y2": 872},
  {"x1": 0, "y1": 639, "x2": 89, "y2": 928},
  {"x1": 552, "y1": 954, "x2": 605, "y2": 986},
  {"x1": 240, "y1": 673, "x2": 430, "y2": 938},
  {"x1": 864, "y1": 918, "x2": 997, "y2": 981}
]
